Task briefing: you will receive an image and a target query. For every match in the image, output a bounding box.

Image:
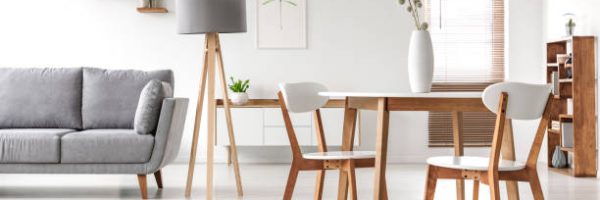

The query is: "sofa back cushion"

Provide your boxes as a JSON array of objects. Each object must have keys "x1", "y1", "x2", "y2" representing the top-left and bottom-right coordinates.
[
  {"x1": 82, "y1": 68, "x2": 174, "y2": 129},
  {"x1": 0, "y1": 68, "x2": 83, "y2": 128}
]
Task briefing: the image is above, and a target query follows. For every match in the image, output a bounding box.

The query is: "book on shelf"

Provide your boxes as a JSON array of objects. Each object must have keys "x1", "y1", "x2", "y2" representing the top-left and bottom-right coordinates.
[
  {"x1": 552, "y1": 71, "x2": 559, "y2": 95},
  {"x1": 567, "y1": 98, "x2": 573, "y2": 114},
  {"x1": 561, "y1": 122, "x2": 574, "y2": 148},
  {"x1": 551, "y1": 120, "x2": 561, "y2": 130}
]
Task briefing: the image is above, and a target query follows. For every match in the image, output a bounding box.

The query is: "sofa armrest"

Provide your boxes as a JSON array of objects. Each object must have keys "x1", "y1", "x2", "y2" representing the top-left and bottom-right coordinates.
[{"x1": 145, "y1": 98, "x2": 189, "y2": 173}]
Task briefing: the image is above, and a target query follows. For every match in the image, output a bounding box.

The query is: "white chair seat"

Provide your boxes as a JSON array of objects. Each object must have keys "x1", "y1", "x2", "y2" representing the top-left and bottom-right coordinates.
[
  {"x1": 303, "y1": 151, "x2": 376, "y2": 160},
  {"x1": 427, "y1": 156, "x2": 526, "y2": 171}
]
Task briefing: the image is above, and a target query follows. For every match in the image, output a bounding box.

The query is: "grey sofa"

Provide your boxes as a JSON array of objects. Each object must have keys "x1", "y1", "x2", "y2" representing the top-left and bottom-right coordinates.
[{"x1": 0, "y1": 67, "x2": 189, "y2": 199}]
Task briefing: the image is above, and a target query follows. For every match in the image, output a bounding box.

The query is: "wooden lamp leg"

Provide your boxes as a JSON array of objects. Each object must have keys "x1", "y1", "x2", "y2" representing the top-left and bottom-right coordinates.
[
  {"x1": 185, "y1": 32, "x2": 244, "y2": 199},
  {"x1": 206, "y1": 32, "x2": 218, "y2": 200},
  {"x1": 184, "y1": 32, "x2": 211, "y2": 198},
  {"x1": 215, "y1": 33, "x2": 244, "y2": 196}
]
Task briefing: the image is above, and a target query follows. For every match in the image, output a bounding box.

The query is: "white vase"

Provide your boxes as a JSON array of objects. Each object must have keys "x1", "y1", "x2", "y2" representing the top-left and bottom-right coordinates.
[
  {"x1": 138, "y1": 0, "x2": 150, "y2": 8},
  {"x1": 230, "y1": 92, "x2": 249, "y2": 105},
  {"x1": 408, "y1": 30, "x2": 434, "y2": 93}
]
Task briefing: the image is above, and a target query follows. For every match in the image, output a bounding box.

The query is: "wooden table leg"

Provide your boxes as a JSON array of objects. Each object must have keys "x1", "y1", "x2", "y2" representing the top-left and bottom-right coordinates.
[
  {"x1": 451, "y1": 111, "x2": 465, "y2": 200},
  {"x1": 337, "y1": 98, "x2": 358, "y2": 200},
  {"x1": 373, "y1": 97, "x2": 389, "y2": 200},
  {"x1": 501, "y1": 119, "x2": 520, "y2": 200}
]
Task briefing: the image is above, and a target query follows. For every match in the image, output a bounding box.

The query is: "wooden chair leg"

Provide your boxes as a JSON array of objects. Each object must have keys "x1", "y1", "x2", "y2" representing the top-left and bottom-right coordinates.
[
  {"x1": 382, "y1": 177, "x2": 388, "y2": 200},
  {"x1": 154, "y1": 170, "x2": 163, "y2": 189},
  {"x1": 424, "y1": 165, "x2": 437, "y2": 200},
  {"x1": 529, "y1": 170, "x2": 544, "y2": 200},
  {"x1": 337, "y1": 169, "x2": 349, "y2": 200},
  {"x1": 346, "y1": 161, "x2": 358, "y2": 200},
  {"x1": 284, "y1": 166, "x2": 300, "y2": 200},
  {"x1": 314, "y1": 170, "x2": 326, "y2": 200},
  {"x1": 473, "y1": 180, "x2": 479, "y2": 200},
  {"x1": 489, "y1": 176, "x2": 501, "y2": 200},
  {"x1": 137, "y1": 174, "x2": 148, "y2": 199}
]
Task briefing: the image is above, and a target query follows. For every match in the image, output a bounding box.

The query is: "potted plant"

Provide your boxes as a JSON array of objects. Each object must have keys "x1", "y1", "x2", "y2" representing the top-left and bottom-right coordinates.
[
  {"x1": 228, "y1": 77, "x2": 250, "y2": 105},
  {"x1": 566, "y1": 18, "x2": 576, "y2": 36},
  {"x1": 398, "y1": 0, "x2": 433, "y2": 93}
]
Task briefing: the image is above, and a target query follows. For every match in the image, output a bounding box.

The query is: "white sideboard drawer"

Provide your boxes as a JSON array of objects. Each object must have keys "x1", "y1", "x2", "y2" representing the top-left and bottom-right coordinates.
[
  {"x1": 317, "y1": 108, "x2": 360, "y2": 146},
  {"x1": 263, "y1": 108, "x2": 312, "y2": 126},
  {"x1": 216, "y1": 108, "x2": 264, "y2": 146},
  {"x1": 264, "y1": 127, "x2": 312, "y2": 146}
]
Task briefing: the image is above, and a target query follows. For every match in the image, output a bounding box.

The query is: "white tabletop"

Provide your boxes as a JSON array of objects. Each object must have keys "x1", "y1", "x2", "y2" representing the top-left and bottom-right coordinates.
[{"x1": 319, "y1": 92, "x2": 482, "y2": 98}]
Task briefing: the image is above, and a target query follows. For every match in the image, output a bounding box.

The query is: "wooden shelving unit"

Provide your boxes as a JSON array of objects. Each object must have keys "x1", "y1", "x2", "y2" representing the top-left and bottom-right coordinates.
[
  {"x1": 136, "y1": 7, "x2": 168, "y2": 13},
  {"x1": 546, "y1": 36, "x2": 597, "y2": 177}
]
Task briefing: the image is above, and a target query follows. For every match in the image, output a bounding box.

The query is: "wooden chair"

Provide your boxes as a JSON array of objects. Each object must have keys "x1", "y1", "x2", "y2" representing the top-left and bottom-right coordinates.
[
  {"x1": 278, "y1": 82, "x2": 386, "y2": 200},
  {"x1": 424, "y1": 82, "x2": 553, "y2": 200}
]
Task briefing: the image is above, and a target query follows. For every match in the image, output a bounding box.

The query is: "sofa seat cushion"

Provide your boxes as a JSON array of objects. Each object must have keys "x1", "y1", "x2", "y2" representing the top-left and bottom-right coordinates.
[
  {"x1": 61, "y1": 129, "x2": 155, "y2": 164},
  {"x1": 82, "y1": 68, "x2": 174, "y2": 129},
  {"x1": 0, "y1": 68, "x2": 82, "y2": 129},
  {"x1": 0, "y1": 129, "x2": 75, "y2": 163}
]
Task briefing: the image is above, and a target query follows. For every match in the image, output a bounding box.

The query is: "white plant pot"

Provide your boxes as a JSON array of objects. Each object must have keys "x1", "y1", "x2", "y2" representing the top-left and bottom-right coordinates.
[
  {"x1": 230, "y1": 92, "x2": 249, "y2": 105},
  {"x1": 408, "y1": 30, "x2": 434, "y2": 93},
  {"x1": 138, "y1": 0, "x2": 150, "y2": 7}
]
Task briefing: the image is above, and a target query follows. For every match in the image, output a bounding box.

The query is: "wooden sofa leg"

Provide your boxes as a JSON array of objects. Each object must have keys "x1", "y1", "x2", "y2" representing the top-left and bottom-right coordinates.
[
  {"x1": 137, "y1": 174, "x2": 148, "y2": 199},
  {"x1": 154, "y1": 170, "x2": 164, "y2": 189}
]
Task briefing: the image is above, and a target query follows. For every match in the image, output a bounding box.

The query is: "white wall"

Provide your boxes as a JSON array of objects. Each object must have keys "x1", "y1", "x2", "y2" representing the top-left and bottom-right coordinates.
[
  {"x1": 543, "y1": 0, "x2": 600, "y2": 168},
  {"x1": 0, "y1": 0, "x2": 544, "y2": 164},
  {"x1": 505, "y1": 0, "x2": 547, "y2": 164}
]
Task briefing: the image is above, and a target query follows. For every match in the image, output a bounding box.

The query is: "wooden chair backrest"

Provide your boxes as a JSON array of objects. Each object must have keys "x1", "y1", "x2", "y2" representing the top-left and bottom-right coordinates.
[
  {"x1": 482, "y1": 82, "x2": 553, "y2": 172},
  {"x1": 277, "y1": 82, "x2": 329, "y2": 159}
]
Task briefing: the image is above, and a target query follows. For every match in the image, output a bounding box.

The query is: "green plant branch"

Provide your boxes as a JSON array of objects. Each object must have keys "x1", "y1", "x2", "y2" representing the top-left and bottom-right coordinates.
[{"x1": 228, "y1": 77, "x2": 251, "y2": 93}]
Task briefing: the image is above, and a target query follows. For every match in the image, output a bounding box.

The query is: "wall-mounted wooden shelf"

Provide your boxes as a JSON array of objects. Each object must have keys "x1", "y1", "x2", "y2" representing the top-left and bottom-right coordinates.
[
  {"x1": 137, "y1": 7, "x2": 168, "y2": 13},
  {"x1": 546, "y1": 36, "x2": 597, "y2": 177}
]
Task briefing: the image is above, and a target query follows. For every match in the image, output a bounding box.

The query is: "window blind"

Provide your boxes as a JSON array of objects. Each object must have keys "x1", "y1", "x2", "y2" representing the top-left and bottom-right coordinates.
[
  {"x1": 425, "y1": 0, "x2": 505, "y2": 83},
  {"x1": 428, "y1": 84, "x2": 496, "y2": 147},
  {"x1": 424, "y1": 0, "x2": 504, "y2": 147}
]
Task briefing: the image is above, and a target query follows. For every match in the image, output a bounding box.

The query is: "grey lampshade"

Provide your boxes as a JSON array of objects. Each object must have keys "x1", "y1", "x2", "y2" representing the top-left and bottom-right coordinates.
[{"x1": 176, "y1": 0, "x2": 247, "y2": 34}]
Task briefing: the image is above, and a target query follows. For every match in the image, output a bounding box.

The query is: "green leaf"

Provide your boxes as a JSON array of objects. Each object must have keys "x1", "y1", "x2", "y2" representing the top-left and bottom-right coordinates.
[
  {"x1": 262, "y1": 0, "x2": 276, "y2": 5},
  {"x1": 228, "y1": 77, "x2": 251, "y2": 92},
  {"x1": 284, "y1": 0, "x2": 297, "y2": 6}
]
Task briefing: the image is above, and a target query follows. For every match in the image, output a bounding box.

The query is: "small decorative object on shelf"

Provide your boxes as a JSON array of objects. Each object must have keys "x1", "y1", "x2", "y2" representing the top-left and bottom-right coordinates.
[
  {"x1": 552, "y1": 146, "x2": 568, "y2": 168},
  {"x1": 563, "y1": 13, "x2": 576, "y2": 36},
  {"x1": 565, "y1": 53, "x2": 573, "y2": 78},
  {"x1": 398, "y1": 0, "x2": 433, "y2": 93},
  {"x1": 228, "y1": 77, "x2": 250, "y2": 105},
  {"x1": 137, "y1": 0, "x2": 168, "y2": 13},
  {"x1": 557, "y1": 54, "x2": 569, "y2": 63}
]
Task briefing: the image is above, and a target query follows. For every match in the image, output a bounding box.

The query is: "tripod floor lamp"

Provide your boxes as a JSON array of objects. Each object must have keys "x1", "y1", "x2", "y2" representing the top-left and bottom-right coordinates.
[{"x1": 176, "y1": 0, "x2": 247, "y2": 199}]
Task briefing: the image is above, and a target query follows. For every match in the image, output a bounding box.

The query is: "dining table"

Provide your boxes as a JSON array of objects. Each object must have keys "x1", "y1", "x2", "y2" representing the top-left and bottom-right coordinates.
[{"x1": 318, "y1": 91, "x2": 521, "y2": 200}]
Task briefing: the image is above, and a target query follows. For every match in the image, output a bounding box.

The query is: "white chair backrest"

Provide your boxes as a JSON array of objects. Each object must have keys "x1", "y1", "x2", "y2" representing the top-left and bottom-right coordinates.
[
  {"x1": 482, "y1": 82, "x2": 552, "y2": 120},
  {"x1": 279, "y1": 82, "x2": 329, "y2": 113}
]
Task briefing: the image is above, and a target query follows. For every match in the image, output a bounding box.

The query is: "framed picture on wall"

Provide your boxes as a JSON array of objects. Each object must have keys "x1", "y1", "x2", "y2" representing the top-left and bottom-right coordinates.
[{"x1": 257, "y1": 0, "x2": 307, "y2": 49}]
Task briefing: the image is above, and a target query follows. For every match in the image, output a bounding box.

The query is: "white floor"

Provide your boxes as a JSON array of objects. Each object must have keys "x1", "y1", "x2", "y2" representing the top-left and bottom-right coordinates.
[{"x1": 0, "y1": 163, "x2": 598, "y2": 199}]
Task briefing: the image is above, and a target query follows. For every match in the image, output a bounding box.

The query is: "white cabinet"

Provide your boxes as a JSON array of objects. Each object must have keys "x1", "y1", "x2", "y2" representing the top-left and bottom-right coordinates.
[
  {"x1": 264, "y1": 127, "x2": 312, "y2": 146},
  {"x1": 216, "y1": 108, "x2": 360, "y2": 146},
  {"x1": 216, "y1": 108, "x2": 263, "y2": 145},
  {"x1": 263, "y1": 108, "x2": 312, "y2": 126}
]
